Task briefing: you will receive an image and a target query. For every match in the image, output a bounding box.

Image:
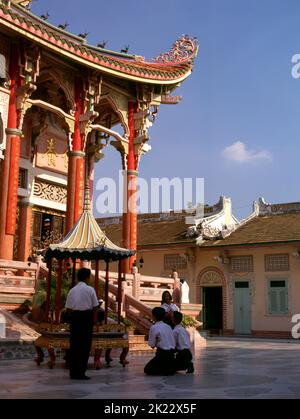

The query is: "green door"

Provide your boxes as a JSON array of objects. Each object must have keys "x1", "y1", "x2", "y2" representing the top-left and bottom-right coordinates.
[{"x1": 234, "y1": 281, "x2": 251, "y2": 334}]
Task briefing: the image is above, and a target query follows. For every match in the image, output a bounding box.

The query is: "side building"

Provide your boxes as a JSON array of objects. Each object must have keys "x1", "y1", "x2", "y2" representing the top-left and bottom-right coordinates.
[{"x1": 99, "y1": 197, "x2": 300, "y2": 338}]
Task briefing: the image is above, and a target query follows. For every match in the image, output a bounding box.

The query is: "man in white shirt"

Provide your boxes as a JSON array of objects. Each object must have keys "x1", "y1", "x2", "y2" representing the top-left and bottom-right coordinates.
[
  {"x1": 173, "y1": 311, "x2": 194, "y2": 374},
  {"x1": 65, "y1": 268, "x2": 99, "y2": 380},
  {"x1": 144, "y1": 307, "x2": 176, "y2": 376}
]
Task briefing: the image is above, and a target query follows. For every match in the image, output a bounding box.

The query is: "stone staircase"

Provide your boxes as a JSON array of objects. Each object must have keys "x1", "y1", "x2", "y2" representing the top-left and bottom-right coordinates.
[
  {"x1": 0, "y1": 260, "x2": 37, "y2": 310},
  {"x1": 128, "y1": 333, "x2": 154, "y2": 354},
  {"x1": 0, "y1": 309, "x2": 40, "y2": 361}
]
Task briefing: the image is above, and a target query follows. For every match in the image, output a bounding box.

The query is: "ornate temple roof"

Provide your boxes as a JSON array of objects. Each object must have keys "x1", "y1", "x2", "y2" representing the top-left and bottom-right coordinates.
[
  {"x1": 45, "y1": 187, "x2": 135, "y2": 261},
  {"x1": 203, "y1": 198, "x2": 300, "y2": 248},
  {"x1": 202, "y1": 212, "x2": 300, "y2": 248},
  {"x1": 1, "y1": 1, "x2": 198, "y2": 84}
]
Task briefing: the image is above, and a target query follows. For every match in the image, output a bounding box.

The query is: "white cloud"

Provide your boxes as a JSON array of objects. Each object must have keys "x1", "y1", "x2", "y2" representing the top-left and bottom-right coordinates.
[{"x1": 222, "y1": 141, "x2": 272, "y2": 163}]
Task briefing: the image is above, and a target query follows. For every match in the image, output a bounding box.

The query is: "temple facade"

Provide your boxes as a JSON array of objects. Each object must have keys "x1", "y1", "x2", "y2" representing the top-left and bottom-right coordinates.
[
  {"x1": 101, "y1": 197, "x2": 300, "y2": 338},
  {"x1": 0, "y1": 0, "x2": 198, "y2": 272}
]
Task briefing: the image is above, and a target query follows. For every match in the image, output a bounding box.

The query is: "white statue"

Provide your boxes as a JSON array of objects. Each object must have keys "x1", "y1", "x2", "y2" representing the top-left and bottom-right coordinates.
[{"x1": 181, "y1": 280, "x2": 190, "y2": 304}]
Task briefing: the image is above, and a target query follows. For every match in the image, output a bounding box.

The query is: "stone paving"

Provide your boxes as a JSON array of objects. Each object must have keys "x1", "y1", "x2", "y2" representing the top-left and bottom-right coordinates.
[{"x1": 1, "y1": 338, "x2": 300, "y2": 399}]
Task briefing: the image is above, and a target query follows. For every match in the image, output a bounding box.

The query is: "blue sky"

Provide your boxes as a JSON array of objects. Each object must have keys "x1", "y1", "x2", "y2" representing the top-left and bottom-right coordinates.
[{"x1": 31, "y1": 0, "x2": 300, "y2": 219}]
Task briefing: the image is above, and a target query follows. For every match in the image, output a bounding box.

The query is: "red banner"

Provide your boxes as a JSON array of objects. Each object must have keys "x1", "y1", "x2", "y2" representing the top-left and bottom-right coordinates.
[{"x1": 6, "y1": 135, "x2": 21, "y2": 235}]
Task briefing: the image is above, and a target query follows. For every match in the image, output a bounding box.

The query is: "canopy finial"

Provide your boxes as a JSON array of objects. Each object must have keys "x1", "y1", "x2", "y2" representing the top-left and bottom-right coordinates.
[{"x1": 83, "y1": 178, "x2": 91, "y2": 211}]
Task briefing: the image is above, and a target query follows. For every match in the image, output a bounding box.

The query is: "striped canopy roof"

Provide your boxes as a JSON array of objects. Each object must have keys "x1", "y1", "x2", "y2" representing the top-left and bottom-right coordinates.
[{"x1": 45, "y1": 187, "x2": 135, "y2": 262}]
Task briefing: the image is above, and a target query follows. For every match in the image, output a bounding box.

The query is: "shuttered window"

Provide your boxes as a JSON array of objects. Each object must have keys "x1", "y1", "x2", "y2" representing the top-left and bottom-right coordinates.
[{"x1": 268, "y1": 279, "x2": 288, "y2": 314}]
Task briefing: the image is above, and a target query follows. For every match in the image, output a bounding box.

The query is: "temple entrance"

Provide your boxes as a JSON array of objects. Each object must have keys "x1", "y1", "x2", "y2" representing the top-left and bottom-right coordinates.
[{"x1": 202, "y1": 286, "x2": 223, "y2": 332}]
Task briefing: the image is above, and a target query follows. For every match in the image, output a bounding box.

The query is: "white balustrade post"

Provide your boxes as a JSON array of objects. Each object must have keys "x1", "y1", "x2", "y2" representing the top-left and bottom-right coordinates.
[
  {"x1": 132, "y1": 265, "x2": 140, "y2": 299},
  {"x1": 0, "y1": 311, "x2": 6, "y2": 338}
]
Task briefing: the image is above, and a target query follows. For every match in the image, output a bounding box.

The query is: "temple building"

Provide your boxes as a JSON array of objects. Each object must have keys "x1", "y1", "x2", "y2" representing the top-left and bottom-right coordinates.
[
  {"x1": 100, "y1": 197, "x2": 300, "y2": 338},
  {"x1": 0, "y1": 0, "x2": 198, "y2": 273}
]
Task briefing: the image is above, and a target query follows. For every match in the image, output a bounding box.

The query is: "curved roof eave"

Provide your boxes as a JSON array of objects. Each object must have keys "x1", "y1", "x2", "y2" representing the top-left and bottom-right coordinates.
[{"x1": 0, "y1": 5, "x2": 197, "y2": 85}]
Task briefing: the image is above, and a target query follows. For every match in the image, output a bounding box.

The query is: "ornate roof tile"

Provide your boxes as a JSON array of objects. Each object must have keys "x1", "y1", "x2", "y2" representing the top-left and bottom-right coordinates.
[{"x1": 0, "y1": 3, "x2": 198, "y2": 84}]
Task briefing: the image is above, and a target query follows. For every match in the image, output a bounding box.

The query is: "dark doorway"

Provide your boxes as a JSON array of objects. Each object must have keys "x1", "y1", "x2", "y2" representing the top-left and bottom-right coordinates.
[
  {"x1": 203, "y1": 287, "x2": 223, "y2": 331},
  {"x1": 32, "y1": 211, "x2": 65, "y2": 249}
]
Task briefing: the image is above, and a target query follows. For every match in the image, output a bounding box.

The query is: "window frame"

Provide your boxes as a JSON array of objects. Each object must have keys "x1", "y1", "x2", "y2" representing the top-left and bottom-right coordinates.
[
  {"x1": 265, "y1": 253, "x2": 290, "y2": 272},
  {"x1": 229, "y1": 255, "x2": 254, "y2": 273},
  {"x1": 163, "y1": 253, "x2": 187, "y2": 271},
  {"x1": 266, "y1": 277, "x2": 289, "y2": 315}
]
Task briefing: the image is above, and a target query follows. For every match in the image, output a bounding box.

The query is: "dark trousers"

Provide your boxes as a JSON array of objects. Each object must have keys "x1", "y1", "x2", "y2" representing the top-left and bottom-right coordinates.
[
  {"x1": 144, "y1": 348, "x2": 176, "y2": 376},
  {"x1": 69, "y1": 310, "x2": 94, "y2": 378},
  {"x1": 175, "y1": 348, "x2": 193, "y2": 371}
]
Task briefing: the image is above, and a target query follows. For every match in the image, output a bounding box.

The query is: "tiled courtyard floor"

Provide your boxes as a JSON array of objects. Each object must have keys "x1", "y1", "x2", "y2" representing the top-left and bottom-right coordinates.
[{"x1": 1, "y1": 338, "x2": 300, "y2": 399}]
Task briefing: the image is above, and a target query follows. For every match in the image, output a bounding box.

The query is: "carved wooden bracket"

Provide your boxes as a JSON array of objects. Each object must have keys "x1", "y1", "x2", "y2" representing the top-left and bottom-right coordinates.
[
  {"x1": 16, "y1": 82, "x2": 36, "y2": 130},
  {"x1": 79, "y1": 110, "x2": 99, "y2": 137},
  {"x1": 84, "y1": 75, "x2": 102, "y2": 112}
]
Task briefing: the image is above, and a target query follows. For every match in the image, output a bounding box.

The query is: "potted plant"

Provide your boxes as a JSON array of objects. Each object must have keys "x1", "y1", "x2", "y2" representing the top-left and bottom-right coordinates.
[
  {"x1": 181, "y1": 314, "x2": 200, "y2": 346},
  {"x1": 121, "y1": 317, "x2": 135, "y2": 335}
]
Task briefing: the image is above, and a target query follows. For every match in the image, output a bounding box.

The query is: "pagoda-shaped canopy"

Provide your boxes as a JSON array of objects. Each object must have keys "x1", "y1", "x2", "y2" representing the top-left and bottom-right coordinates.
[
  {"x1": 43, "y1": 184, "x2": 134, "y2": 325},
  {"x1": 45, "y1": 187, "x2": 135, "y2": 262}
]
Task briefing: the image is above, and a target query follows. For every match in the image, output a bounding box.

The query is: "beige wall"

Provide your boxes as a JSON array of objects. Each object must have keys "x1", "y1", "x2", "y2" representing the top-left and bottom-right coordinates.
[
  {"x1": 137, "y1": 247, "x2": 192, "y2": 280},
  {"x1": 193, "y1": 244, "x2": 300, "y2": 334},
  {"x1": 108, "y1": 242, "x2": 300, "y2": 335}
]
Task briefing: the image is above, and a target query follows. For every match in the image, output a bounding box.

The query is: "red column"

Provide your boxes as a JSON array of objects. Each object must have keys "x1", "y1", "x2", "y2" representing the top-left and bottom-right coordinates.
[
  {"x1": 0, "y1": 127, "x2": 13, "y2": 259},
  {"x1": 74, "y1": 157, "x2": 85, "y2": 222},
  {"x1": 104, "y1": 262, "x2": 109, "y2": 324},
  {"x1": 94, "y1": 259, "x2": 99, "y2": 298},
  {"x1": 122, "y1": 176, "x2": 130, "y2": 273},
  {"x1": 66, "y1": 77, "x2": 85, "y2": 233},
  {"x1": 71, "y1": 259, "x2": 76, "y2": 288},
  {"x1": 17, "y1": 202, "x2": 33, "y2": 262},
  {"x1": 126, "y1": 101, "x2": 138, "y2": 270},
  {"x1": 66, "y1": 152, "x2": 76, "y2": 231},
  {"x1": 128, "y1": 171, "x2": 138, "y2": 268},
  {"x1": 117, "y1": 260, "x2": 122, "y2": 323},
  {"x1": 55, "y1": 260, "x2": 63, "y2": 324},
  {"x1": 0, "y1": 44, "x2": 21, "y2": 260}
]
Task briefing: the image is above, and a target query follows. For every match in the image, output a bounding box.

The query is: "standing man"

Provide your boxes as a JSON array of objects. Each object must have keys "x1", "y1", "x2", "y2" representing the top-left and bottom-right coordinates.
[{"x1": 65, "y1": 268, "x2": 99, "y2": 380}]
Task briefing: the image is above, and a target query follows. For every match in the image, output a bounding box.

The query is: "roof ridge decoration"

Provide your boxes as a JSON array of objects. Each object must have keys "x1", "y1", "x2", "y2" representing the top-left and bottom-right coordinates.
[
  {"x1": 154, "y1": 35, "x2": 198, "y2": 65},
  {"x1": 0, "y1": 3, "x2": 198, "y2": 83},
  {"x1": 258, "y1": 197, "x2": 300, "y2": 216}
]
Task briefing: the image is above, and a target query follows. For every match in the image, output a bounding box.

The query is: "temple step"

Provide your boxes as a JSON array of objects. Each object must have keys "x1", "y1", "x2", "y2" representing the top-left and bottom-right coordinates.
[{"x1": 128, "y1": 333, "x2": 153, "y2": 353}]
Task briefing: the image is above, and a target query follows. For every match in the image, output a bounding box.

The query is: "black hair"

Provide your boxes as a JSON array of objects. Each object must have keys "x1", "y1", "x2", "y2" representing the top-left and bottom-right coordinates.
[
  {"x1": 77, "y1": 268, "x2": 91, "y2": 282},
  {"x1": 161, "y1": 290, "x2": 172, "y2": 304},
  {"x1": 173, "y1": 311, "x2": 183, "y2": 324},
  {"x1": 152, "y1": 307, "x2": 166, "y2": 321}
]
